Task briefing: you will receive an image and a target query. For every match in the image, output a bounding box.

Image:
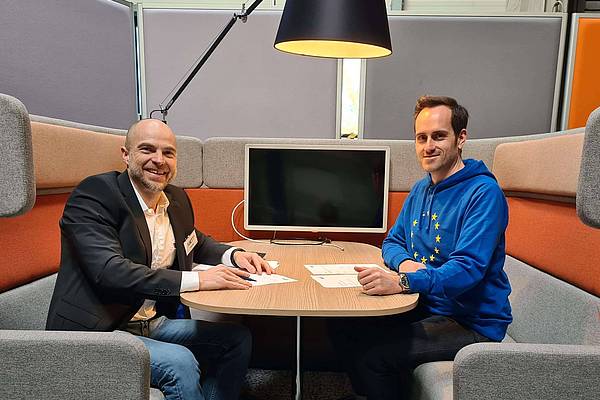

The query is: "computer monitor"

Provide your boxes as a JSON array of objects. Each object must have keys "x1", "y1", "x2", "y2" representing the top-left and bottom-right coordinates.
[{"x1": 244, "y1": 144, "x2": 390, "y2": 233}]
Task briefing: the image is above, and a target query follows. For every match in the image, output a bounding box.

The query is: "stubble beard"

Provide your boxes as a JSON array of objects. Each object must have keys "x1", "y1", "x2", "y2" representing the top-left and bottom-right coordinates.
[{"x1": 128, "y1": 162, "x2": 176, "y2": 193}]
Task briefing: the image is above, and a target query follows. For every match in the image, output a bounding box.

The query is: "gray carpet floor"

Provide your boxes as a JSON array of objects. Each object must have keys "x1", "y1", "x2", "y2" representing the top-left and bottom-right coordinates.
[{"x1": 243, "y1": 369, "x2": 354, "y2": 400}]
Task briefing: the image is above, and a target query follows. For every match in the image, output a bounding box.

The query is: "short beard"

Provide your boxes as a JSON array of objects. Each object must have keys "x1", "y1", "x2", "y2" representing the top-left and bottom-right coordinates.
[{"x1": 128, "y1": 162, "x2": 175, "y2": 193}]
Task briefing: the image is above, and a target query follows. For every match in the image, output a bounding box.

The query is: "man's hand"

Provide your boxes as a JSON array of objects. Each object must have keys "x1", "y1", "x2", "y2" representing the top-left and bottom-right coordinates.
[
  {"x1": 399, "y1": 259, "x2": 426, "y2": 273},
  {"x1": 355, "y1": 266, "x2": 402, "y2": 296},
  {"x1": 233, "y1": 251, "x2": 273, "y2": 274},
  {"x1": 198, "y1": 265, "x2": 252, "y2": 291}
]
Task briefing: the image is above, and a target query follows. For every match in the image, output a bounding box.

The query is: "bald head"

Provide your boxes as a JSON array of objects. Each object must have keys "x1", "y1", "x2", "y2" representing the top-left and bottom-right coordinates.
[
  {"x1": 125, "y1": 119, "x2": 175, "y2": 151},
  {"x1": 121, "y1": 119, "x2": 178, "y2": 205}
]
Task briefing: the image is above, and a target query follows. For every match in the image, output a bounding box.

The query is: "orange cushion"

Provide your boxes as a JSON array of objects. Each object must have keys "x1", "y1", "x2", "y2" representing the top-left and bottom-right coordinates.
[
  {"x1": 186, "y1": 189, "x2": 410, "y2": 247},
  {"x1": 1, "y1": 194, "x2": 67, "y2": 292},
  {"x1": 4, "y1": 190, "x2": 597, "y2": 298},
  {"x1": 506, "y1": 197, "x2": 600, "y2": 296}
]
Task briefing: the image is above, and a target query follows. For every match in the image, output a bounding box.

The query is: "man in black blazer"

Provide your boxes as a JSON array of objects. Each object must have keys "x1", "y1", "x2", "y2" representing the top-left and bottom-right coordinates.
[{"x1": 47, "y1": 118, "x2": 271, "y2": 400}]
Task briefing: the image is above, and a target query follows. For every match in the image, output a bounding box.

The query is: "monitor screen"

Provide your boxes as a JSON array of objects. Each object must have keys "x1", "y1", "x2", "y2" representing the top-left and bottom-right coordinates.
[{"x1": 244, "y1": 144, "x2": 390, "y2": 233}]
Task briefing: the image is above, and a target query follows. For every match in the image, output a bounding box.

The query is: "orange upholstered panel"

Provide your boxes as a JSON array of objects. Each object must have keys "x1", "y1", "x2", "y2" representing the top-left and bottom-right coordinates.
[
  {"x1": 186, "y1": 188, "x2": 245, "y2": 243},
  {"x1": 186, "y1": 189, "x2": 409, "y2": 247},
  {"x1": 506, "y1": 197, "x2": 600, "y2": 296},
  {"x1": 0, "y1": 194, "x2": 67, "y2": 292},
  {"x1": 567, "y1": 17, "x2": 600, "y2": 129}
]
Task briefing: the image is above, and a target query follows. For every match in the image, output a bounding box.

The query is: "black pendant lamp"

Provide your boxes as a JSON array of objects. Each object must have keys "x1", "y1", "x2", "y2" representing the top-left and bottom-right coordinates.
[{"x1": 274, "y1": 0, "x2": 392, "y2": 59}]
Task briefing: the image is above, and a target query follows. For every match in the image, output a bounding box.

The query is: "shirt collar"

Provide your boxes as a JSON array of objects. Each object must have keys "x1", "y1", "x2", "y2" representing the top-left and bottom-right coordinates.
[{"x1": 129, "y1": 175, "x2": 170, "y2": 214}]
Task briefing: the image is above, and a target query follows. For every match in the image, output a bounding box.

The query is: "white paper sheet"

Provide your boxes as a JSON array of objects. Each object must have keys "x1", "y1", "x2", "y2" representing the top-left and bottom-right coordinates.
[
  {"x1": 304, "y1": 263, "x2": 386, "y2": 275},
  {"x1": 246, "y1": 273, "x2": 296, "y2": 286},
  {"x1": 311, "y1": 274, "x2": 361, "y2": 288}
]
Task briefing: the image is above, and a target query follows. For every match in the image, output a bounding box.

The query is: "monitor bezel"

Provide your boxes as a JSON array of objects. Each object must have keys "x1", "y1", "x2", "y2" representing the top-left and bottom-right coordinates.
[{"x1": 244, "y1": 143, "x2": 390, "y2": 233}]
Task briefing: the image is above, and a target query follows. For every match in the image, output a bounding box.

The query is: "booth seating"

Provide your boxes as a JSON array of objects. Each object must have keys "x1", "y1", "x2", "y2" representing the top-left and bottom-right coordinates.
[
  {"x1": 413, "y1": 120, "x2": 600, "y2": 399},
  {"x1": 0, "y1": 94, "x2": 157, "y2": 399},
  {"x1": 1, "y1": 91, "x2": 599, "y2": 399}
]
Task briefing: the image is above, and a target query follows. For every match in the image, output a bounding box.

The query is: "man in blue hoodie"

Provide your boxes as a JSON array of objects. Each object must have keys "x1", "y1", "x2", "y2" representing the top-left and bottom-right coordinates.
[{"x1": 330, "y1": 96, "x2": 512, "y2": 400}]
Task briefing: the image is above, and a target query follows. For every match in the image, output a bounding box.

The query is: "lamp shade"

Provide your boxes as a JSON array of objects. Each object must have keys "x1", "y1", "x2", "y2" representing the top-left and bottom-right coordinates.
[{"x1": 274, "y1": 0, "x2": 392, "y2": 59}]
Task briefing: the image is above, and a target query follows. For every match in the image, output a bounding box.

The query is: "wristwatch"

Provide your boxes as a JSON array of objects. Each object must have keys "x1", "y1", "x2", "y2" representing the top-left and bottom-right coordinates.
[{"x1": 398, "y1": 272, "x2": 411, "y2": 293}]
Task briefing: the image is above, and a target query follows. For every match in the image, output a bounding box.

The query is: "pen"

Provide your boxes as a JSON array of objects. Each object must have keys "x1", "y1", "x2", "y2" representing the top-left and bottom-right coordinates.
[{"x1": 242, "y1": 276, "x2": 257, "y2": 282}]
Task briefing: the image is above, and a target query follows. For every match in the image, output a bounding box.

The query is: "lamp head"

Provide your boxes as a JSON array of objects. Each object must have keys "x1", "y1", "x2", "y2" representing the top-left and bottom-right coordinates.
[{"x1": 274, "y1": 0, "x2": 392, "y2": 59}]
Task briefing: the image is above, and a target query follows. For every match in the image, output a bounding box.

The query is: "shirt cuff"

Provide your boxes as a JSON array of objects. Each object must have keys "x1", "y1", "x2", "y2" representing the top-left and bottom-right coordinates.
[
  {"x1": 180, "y1": 271, "x2": 200, "y2": 292},
  {"x1": 222, "y1": 247, "x2": 242, "y2": 267}
]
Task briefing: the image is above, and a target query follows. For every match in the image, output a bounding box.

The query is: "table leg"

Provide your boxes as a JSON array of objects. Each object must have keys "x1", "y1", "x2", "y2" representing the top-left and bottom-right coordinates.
[{"x1": 294, "y1": 316, "x2": 302, "y2": 400}]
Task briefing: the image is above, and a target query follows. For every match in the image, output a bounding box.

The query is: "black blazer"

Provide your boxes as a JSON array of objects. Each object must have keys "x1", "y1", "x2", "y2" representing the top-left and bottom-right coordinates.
[{"x1": 46, "y1": 171, "x2": 230, "y2": 331}]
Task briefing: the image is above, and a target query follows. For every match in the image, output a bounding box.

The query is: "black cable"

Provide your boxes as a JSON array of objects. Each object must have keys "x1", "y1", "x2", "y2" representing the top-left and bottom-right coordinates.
[{"x1": 269, "y1": 236, "x2": 331, "y2": 246}]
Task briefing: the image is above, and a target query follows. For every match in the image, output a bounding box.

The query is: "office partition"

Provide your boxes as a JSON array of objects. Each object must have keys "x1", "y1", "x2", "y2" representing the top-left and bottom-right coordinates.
[
  {"x1": 362, "y1": 14, "x2": 566, "y2": 139},
  {"x1": 141, "y1": 9, "x2": 338, "y2": 139},
  {"x1": 562, "y1": 14, "x2": 600, "y2": 130},
  {"x1": 0, "y1": 0, "x2": 137, "y2": 129}
]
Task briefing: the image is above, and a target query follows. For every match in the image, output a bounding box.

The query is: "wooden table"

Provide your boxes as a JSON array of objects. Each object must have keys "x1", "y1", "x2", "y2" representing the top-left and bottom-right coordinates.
[{"x1": 181, "y1": 240, "x2": 418, "y2": 399}]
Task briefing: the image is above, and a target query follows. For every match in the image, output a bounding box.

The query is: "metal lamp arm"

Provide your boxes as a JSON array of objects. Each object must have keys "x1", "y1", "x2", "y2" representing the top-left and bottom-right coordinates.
[{"x1": 153, "y1": 0, "x2": 264, "y2": 123}]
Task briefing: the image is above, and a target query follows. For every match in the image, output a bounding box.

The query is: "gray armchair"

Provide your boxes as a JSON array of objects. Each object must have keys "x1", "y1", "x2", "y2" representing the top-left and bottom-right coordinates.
[{"x1": 0, "y1": 93, "x2": 156, "y2": 400}]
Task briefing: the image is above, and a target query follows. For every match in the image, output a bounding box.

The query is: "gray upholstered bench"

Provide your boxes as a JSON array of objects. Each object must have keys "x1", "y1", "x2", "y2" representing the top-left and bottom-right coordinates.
[
  {"x1": 410, "y1": 108, "x2": 600, "y2": 400},
  {"x1": 411, "y1": 256, "x2": 600, "y2": 400}
]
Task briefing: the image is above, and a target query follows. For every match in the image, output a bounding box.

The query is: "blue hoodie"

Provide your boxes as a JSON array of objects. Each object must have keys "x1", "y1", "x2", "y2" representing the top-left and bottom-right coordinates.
[{"x1": 382, "y1": 159, "x2": 512, "y2": 341}]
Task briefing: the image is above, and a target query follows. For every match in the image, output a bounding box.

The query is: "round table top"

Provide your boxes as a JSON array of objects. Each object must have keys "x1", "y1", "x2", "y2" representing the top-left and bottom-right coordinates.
[{"x1": 180, "y1": 240, "x2": 418, "y2": 317}]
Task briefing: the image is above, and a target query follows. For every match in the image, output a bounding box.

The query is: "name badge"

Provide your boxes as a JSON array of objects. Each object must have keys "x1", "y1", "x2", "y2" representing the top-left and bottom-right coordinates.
[{"x1": 184, "y1": 231, "x2": 198, "y2": 255}]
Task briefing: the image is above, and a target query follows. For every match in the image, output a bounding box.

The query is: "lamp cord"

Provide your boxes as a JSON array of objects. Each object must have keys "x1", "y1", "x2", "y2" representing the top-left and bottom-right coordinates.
[
  {"x1": 231, "y1": 199, "x2": 270, "y2": 243},
  {"x1": 231, "y1": 199, "x2": 343, "y2": 251}
]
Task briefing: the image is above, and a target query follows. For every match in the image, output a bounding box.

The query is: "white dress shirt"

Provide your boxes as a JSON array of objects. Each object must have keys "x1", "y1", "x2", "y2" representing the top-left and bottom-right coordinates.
[{"x1": 129, "y1": 178, "x2": 237, "y2": 321}]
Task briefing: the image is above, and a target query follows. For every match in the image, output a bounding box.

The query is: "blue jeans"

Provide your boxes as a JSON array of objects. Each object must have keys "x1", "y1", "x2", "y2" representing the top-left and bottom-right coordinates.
[{"x1": 125, "y1": 316, "x2": 252, "y2": 400}]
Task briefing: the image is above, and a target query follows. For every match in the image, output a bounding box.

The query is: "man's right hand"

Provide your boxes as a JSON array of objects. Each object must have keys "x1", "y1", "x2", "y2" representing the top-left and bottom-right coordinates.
[
  {"x1": 198, "y1": 265, "x2": 252, "y2": 291},
  {"x1": 399, "y1": 259, "x2": 426, "y2": 273}
]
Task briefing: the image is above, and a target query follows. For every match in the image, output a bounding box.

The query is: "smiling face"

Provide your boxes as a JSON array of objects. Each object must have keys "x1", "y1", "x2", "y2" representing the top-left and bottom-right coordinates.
[
  {"x1": 121, "y1": 119, "x2": 177, "y2": 205},
  {"x1": 414, "y1": 105, "x2": 466, "y2": 184}
]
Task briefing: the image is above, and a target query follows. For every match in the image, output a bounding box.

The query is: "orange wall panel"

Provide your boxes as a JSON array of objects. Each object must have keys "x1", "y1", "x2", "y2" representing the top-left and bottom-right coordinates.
[
  {"x1": 186, "y1": 189, "x2": 410, "y2": 247},
  {"x1": 4, "y1": 190, "x2": 597, "y2": 298},
  {"x1": 506, "y1": 197, "x2": 600, "y2": 296},
  {"x1": 0, "y1": 194, "x2": 67, "y2": 292},
  {"x1": 568, "y1": 18, "x2": 600, "y2": 129}
]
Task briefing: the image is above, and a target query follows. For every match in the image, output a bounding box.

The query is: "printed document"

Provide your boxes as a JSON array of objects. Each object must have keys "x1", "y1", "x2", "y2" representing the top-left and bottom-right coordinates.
[
  {"x1": 311, "y1": 274, "x2": 361, "y2": 288},
  {"x1": 247, "y1": 273, "x2": 296, "y2": 286},
  {"x1": 304, "y1": 263, "x2": 386, "y2": 275},
  {"x1": 192, "y1": 261, "x2": 292, "y2": 286}
]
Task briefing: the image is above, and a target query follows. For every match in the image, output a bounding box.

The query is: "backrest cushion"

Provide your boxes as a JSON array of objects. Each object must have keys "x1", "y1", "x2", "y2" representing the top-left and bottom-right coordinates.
[
  {"x1": 577, "y1": 106, "x2": 600, "y2": 228},
  {"x1": 202, "y1": 137, "x2": 425, "y2": 191},
  {"x1": 31, "y1": 121, "x2": 203, "y2": 191},
  {"x1": 0, "y1": 94, "x2": 35, "y2": 216},
  {"x1": 32, "y1": 121, "x2": 125, "y2": 190},
  {"x1": 0, "y1": 274, "x2": 57, "y2": 330},
  {"x1": 493, "y1": 133, "x2": 584, "y2": 197},
  {"x1": 493, "y1": 132, "x2": 600, "y2": 297},
  {"x1": 505, "y1": 256, "x2": 600, "y2": 345}
]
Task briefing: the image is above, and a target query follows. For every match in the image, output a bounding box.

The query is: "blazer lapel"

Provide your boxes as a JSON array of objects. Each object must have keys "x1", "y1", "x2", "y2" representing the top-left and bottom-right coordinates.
[
  {"x1": 117, "y1": 171, "x2": 152, "y2": 265},
  {"x1": 165, "y1": 191, "x2": 188, "y2": 271}
]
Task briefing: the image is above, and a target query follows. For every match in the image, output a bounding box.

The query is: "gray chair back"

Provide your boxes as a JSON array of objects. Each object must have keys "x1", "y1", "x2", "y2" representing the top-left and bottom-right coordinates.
[
  {"x1": 577, "y1": 106, "x2": 600, "y2": 228},
  {"x1": 0, "y1": 93, "x2": 35, "y2": 217}
]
